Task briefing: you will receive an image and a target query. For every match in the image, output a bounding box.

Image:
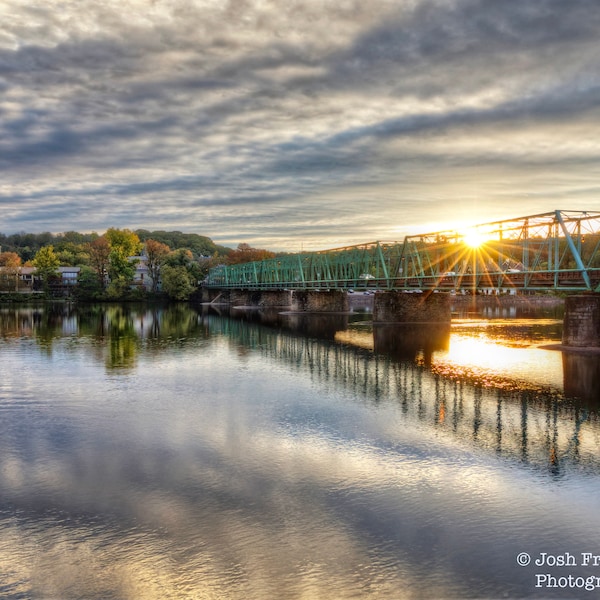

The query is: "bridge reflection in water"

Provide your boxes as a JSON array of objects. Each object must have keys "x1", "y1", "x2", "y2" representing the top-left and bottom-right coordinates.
[
  {"x1": 211, "y1": 307, "x2": 600, "y2": 477},
  {"x1": 3, "y1": 304, "x2": 597, "y2": 477}
]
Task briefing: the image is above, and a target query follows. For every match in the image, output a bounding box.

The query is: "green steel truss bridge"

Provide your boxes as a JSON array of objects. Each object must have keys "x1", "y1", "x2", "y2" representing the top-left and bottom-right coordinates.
[{"x1": 207, "y1": 210, "x2": 600, "y2": 293}]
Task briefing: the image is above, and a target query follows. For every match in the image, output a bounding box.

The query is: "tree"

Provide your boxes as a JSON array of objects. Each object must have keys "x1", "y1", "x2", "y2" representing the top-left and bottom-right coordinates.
[
  {"x1": 226, "y1": 243, "x2": 276, "y2": 265},
  {"x1": 134, "y1": 229, "x2": 230, "y2": 258},
  {"x1": 144, "y1": 239, "x2": 170, "y2": 293},
  {"x1": 0, "y1": 251, "x2": 22, "y2": 291},
  {"x1": 0, "y1": 252, "x2": 21, "y2": 267},
  {"x1": 105, "y1": 228, "x2": 141, "y2": 258},
  {"x1": 54, "y1": 238, "x2": 91, "y2": 266},
  {"x1": 32, "y1": 246, "x2": 60, "y2": 292},
  {"x1": 161, "y1": 265, "x2": 196, "y2": 301},
  {"x1": 73, "y1": 266, "x2": 105, "y2": 300},
  {"x1": 88, "y1": 236, "x2": 110, "y2": 289},
  {"x1": 105, "y1": 228, "x2": 142, "y2": 296},
  {"x1": 163, "y1": 248, "x2": 194, "y2": 267}
]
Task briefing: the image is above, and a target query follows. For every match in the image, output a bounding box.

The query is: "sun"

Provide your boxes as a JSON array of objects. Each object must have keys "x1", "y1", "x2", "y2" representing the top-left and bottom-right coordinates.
[{"x1": 463, "y1": 229, "x2": 486, "y2": 248}]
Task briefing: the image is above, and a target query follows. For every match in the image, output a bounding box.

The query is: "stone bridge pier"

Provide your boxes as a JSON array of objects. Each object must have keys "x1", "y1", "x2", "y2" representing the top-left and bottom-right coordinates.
[
  {"x1": 290, "y1": 290, "x2": 348, "y2": 312},
  {"x1": 203, "y1": 288, "x2": 454, "y2": 320},
  {"x1": 373, "y1": 291, "x2": 451, "y2": 323},
  {"x1": 204, "y1": 289, "x2": 350, "y2": 312}
]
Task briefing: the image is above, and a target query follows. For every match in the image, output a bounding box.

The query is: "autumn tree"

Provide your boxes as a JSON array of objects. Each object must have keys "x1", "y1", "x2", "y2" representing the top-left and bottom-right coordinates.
[
  {"x1": 226, "y1": 243, "x2": 275, "y2": 265},
  {"x1": 0, "y1": 252, "x2": 21, "y2": 267},
  {"x1": 0, "y1": 251, "x2": 22, "y2": 291},
  {"x1": 144, "y1": 239, "x2": 170, "y2": 293},
  {"x1": 88, "y1": 236, "x2": 110, "y2": 288}
]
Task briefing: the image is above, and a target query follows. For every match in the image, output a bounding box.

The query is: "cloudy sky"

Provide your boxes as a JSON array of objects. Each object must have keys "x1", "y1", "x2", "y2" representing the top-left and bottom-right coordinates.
[{"x1": 2, "y1": 0, "x2": 600, "y2": 251}]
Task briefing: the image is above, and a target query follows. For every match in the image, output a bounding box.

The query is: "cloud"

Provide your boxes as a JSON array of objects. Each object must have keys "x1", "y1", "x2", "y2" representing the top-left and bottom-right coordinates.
[{"x1": 1, "y1": 0, "x2": 600, "y2": 249}]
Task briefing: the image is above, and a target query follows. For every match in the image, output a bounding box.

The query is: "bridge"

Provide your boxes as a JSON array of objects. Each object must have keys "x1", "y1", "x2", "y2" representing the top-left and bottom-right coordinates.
[
  {"x1": 205, "y1": 210, "x2": 600, "y2": 347},
  {"x1": 207, "y1": 210, "x2": 600, "y2": 293}
]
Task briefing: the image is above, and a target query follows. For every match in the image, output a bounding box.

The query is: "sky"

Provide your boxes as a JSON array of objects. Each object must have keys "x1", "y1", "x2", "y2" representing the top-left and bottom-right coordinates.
[{"x1": 2, "y1": 0, "x2": 600, "y2": 252}]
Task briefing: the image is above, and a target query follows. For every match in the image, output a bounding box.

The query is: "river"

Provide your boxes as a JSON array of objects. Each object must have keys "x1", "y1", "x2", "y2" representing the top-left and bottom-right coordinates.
[{"x1": 0, "y1": 300, "x2": 599, "y2": 599}]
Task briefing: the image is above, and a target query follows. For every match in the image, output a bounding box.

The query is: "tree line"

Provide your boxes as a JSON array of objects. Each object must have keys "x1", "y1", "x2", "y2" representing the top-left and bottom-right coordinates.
[
  {"x1": 0, "y1": 229, "x2": 231, "y2": 263},
  {"x1": 0, "y1": 229, "x2": 277, "y2": 301}
]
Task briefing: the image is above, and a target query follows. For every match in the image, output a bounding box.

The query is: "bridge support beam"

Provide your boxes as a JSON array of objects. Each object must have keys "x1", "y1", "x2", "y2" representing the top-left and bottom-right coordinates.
[
  {"x1": 373, "y1": 291, "x2": 451, "y2": 323},
  {"x1": 562, "y1": 294, "x2": 600, "y2": 348},
  {"x1": 291, "y1": 290, "x2": 348, "y2": 312}
]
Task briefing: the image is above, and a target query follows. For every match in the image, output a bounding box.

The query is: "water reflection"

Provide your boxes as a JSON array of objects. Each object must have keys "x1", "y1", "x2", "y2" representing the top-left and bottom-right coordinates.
[
  {"x1": 217, "y1": 313, "x2": 600, "y2": 476},
  {"x1": 372, "y1": 323, "x2": 450, "y2": 365},
  {"x1": 563, "y1": 352, "x2": 600, "y2": 405},
  {"x1": 1, "y1": 303, "x2": 600, "y2": 598},
  {"x1": 1, "y1": 304, "x2": 598, "y2": 461},
  {"x1": 0, "y1": 304, "x2": 210, "y2": 371}
]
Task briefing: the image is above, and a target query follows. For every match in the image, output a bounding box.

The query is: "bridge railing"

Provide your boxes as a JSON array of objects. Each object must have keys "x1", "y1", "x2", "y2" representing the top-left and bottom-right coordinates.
[{"x1": 207, "y1": 210, "x2": 600, "y2": 292}]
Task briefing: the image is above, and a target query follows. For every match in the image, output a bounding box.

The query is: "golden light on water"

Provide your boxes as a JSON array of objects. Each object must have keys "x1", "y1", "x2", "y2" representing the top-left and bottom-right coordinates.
[
  {"x1": 335, "y1": 320, "x2": 565, "y2": 393},
  {"x1": 334, "y1": 329, "x2": 374, "y2": 350},
  {"x1": 445, "y1": 335, "x2": 526, "y2": 369},
  {"x1": 434, "y1": 332, "x2": 564, "y2": 390}
]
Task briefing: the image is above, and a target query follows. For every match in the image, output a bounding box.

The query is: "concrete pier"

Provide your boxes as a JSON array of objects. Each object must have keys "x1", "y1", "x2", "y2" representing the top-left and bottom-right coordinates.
[
  {"x1": 202, "y1": 288, "x2": 349, "y2": 312},
  {"x1": 290, "y1": 290, "x2": 348, "y2": 312},
  {"x1": 562, "y1": 294, "x2": 600, "y2": 348},
  {"x1": 373, "y1": 291, "x2": 451, "y2": 323}
]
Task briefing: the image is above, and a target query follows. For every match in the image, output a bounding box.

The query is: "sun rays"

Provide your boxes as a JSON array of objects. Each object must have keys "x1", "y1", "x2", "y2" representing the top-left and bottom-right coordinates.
[
  {"x1": 462, "y1": 229, "x2": 487, "y2": 249},
  {"x1": 399, "y1": 224, "x2": 532, "y2": 293}
]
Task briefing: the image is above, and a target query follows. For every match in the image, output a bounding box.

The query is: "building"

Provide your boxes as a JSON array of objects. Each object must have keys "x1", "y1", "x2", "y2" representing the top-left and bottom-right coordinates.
[{"x1": 0, "y1": 266, "x2": 81, "y2": 292}]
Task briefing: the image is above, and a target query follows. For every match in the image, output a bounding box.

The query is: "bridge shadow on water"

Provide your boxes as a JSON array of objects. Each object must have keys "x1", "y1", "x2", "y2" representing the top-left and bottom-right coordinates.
[{"x1": 216, "y1": 304, "x2": 600, "y2": 478}]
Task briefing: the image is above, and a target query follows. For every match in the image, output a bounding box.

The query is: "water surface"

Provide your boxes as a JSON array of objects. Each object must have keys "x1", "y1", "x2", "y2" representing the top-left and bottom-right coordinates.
[{"x1": 0, "y1": 302, "x2": 599, "y2": 599}]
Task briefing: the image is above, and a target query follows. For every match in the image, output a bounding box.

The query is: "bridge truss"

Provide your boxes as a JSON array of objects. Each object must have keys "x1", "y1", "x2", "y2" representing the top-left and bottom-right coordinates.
[{"x1": 207, "y1": 210, "x2": 600, "y2": 292}]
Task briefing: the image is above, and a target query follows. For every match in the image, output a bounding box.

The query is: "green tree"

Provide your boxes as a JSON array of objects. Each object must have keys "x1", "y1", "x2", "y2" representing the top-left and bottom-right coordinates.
[
  {"x1": 54, "y1": 239, "x2": 91, "y2": 266},
  {"x1": 105, "y1": 228, "x2": 142, "y2": 297},
  {"x1": 32, "y1": 245, "x2": 60, "y2": 292},
  {"x1": 161, "y1": 265, "x2": 196, "y2": 301},
  {"x1": 74, "y1": 266, "x2": 105, "y2": 300},
  {"x1": 163, "y1": 248, "x2": 194, "y2": 267}
]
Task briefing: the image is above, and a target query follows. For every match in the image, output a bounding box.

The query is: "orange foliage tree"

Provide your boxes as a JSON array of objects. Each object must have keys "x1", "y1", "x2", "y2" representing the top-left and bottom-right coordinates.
[{"x1": 225, "y1": 243, "x2": 275, "y2": 265}]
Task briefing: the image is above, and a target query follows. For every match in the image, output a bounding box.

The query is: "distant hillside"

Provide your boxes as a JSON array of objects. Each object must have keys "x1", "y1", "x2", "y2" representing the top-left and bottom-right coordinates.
[
  {"x1": 134, "y1": 230, "x2": 232, "y2": 257},
  {"x1": 0, "y1": 229, "x2": 232, "y2": 262}
]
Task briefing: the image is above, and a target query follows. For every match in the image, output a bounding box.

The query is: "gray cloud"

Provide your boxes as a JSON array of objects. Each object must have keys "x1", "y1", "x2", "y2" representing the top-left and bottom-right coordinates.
[{"x1": 1, "y1": 0, "x2": 600, "y2": 249}]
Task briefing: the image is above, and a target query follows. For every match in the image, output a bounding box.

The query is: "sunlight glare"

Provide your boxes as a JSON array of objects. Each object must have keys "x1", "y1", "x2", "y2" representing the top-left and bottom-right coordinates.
[
  {"x1": 435, "y1": 334, "x2": 564, "y2": 390},
  {"x1": 463, "y1": 229, "x2": 486, "y2": 248}
]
